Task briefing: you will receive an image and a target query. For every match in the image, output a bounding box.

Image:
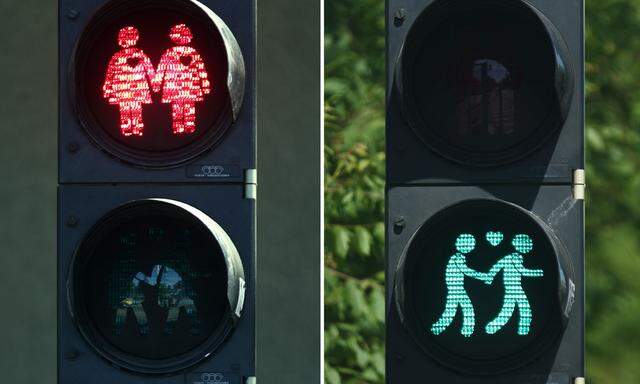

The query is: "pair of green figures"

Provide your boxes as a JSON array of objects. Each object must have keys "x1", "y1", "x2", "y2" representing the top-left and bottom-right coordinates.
[{"x1": 431, "y1": 232, "x2": 544, "y2": 337}]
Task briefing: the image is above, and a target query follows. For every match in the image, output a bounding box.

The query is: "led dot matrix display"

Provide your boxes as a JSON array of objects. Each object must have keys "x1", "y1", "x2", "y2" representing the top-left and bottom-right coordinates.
[{"x1": 396, "y1": 199, "x2": 572, "y2": 374}]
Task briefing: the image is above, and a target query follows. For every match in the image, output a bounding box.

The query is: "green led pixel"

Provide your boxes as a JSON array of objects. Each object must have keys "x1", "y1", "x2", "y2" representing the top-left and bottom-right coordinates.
[
  {"x1": 430, "y1": 232, "x2": 544, "y2": 337},
  {"x1": 431, "y1": 234, "x2": 491, "y2": 337},
  {"x1": 486, "y1": 231, "x2": 503, "y2": 246},
  {"x1": 485, "y1": 234, "x2": 543, "y2": 336}
]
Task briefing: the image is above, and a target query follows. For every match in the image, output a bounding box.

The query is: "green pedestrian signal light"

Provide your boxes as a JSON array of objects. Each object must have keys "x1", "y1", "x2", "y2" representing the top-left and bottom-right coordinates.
[
  {"x1": 431, "y1": 232, "x2": 544, "y2": 338},
  {"x1": 485, "y1": 233, "x2": 544, "y2": 336},
  {"x1": 395, "y1": 200, "x2": 575, "y2": 374}
]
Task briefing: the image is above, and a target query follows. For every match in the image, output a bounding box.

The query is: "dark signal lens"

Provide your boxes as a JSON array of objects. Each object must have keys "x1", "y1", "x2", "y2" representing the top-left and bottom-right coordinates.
[
  {"x1": 399, "y1": 0, "x2": 573, "y2": 166},
  {"x1": 70, "y1": 199, "x2": 244, "y2": 374},
  {"x1": 86, "y1": 214, "x2": 226, "y2": 360},
  {"x1": 73, "y1": 0, "x2": 244, "y2": 167}
]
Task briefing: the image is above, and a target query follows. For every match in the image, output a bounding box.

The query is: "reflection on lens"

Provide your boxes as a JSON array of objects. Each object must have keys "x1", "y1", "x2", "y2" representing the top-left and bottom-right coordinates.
[
  {"x1": 400, "y1": 0, "x2": 572, "y2": 165},
  {"x1": 71, "y1": 199, "x2": 243, "y2": 372},
  {"x1": 455, "y1": 59, "x2": 516, "y2": 137}
]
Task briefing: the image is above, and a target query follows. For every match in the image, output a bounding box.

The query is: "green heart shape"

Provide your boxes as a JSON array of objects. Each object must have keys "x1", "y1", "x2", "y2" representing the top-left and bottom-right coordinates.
[{"x1": 486, "y1": 231, "x2": 504, "y2": 247}]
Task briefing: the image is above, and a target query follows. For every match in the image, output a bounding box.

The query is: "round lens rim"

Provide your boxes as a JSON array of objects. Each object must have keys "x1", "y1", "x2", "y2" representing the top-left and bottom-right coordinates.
[
  {"x1": 394, "y1": 199, "x2": 572, "y2": 375},
  {"x1": 70, "y1": 0, "x2": 245, "y2": 168},
  {"x1": 68, "y1": 199, "x2": 244, "y2": 374}
]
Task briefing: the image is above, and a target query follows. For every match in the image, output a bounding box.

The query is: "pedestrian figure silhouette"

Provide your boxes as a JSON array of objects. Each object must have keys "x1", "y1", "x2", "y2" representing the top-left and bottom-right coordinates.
[
  {"x1": 114, "y1": 264, "x2": 199, "y2": 336},
  {"x1": 153, "y1": 24, "x2": 211, "y2": 135},
  {"x1": 114, "y1": 265, "x2": 152, "y2": 336},
  {"x1": 431, "y1": 234, "x2": 491, "y2": 337},
  {"x1": 484, "y1": 234, "x2": 544, "y2": 335},
  {"x1": 103, "y1": 26, "x2": 156, "y2": 137},
  {"x1": 155, "y1": 265, "x2": 200, "y2": 335}
]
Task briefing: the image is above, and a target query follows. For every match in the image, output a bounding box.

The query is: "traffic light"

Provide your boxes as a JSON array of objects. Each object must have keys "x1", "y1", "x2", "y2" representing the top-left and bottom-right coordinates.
[
  {"x1": 58, "y1": 1, "x2": 255, "y2": 383},
  {"x1": 386, "y1": 0, "x2": 584, "y2": 382}
]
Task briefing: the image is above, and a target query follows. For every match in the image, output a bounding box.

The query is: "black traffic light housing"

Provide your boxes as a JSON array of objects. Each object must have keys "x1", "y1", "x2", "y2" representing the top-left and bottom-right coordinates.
[
  {"x1": 58, "y1": 0, "x2": 256, "y2": 383},
  {"x1": 386, "y1": 186, "x2": 583, "y2": 383},
  {"x1": 387, "y1": 0, "x2": 583, "y2": 184},
  {"x1": 58, "y1": 185, "x2": 255, "y2": 383},
  {"x1": 386, "y1": 0, "x2": 584, "y2": 382},
  {"x1": 59, "y1": 0, "x2": 255, "y2": 180}
]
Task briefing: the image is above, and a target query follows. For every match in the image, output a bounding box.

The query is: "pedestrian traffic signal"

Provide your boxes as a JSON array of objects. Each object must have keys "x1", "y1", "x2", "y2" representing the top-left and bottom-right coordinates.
[
  {"x1": 72, "y1": 0, "x2": 243, "y2": 167},
  {"x1": 62, "y1": 0, "x2": 252, "y2": 178},
  {"x1": 59, "y1": 0, "x2": 256, "y2": 383},
  {"x1": 386, "y1": 0, "x2": 584, "y2": 382},
  {"x1": 394, "y1": 199, "x2": 574, "y2": 375},
  {"x1": 69, "y1": 199, "x2": 245, "y2": 374},
  {"x1": 388, "y1": 0, "x2": 580, "y2": 184},
  {"x1": 396, "y1": 0, "x2": 573, "y2": 167}
]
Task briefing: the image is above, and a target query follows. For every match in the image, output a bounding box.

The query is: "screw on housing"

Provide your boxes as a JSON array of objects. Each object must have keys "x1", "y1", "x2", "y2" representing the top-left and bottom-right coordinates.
[
  {"x1": 66, "y1": 216, "x2": 78, "y2": 228},
  {"x1": 65, "y1": 349, "x2": 80, "y2": 360},
  {"x1": 66, "y1": 9, "x2": 79, "y2": 20},
  {"x1": 393, "y1": 217, "x2": 406, "y2": 234},
  {"x1": 394, "y1": 8, "x2": 407, "y2": 26},
  {"x1": 67, "y1": 142, "x2": 80, "y2": 154}
]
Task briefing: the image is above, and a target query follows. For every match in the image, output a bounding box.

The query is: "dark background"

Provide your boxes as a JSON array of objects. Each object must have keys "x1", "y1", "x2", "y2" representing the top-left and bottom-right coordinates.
[{"x1": 0, "y1": 0, "x2": 321, "y2": 383}]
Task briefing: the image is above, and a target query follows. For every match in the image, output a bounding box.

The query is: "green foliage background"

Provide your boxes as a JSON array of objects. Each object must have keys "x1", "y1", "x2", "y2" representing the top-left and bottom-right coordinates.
[{"x1": 324, "y1": 1, "x2": 640, "y2": 383}]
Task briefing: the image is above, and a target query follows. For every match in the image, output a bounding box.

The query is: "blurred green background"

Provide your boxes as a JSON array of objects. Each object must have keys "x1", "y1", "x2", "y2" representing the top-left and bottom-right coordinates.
[{"x1": 324, "y1": 1, "x2": 640, "y2": 383}]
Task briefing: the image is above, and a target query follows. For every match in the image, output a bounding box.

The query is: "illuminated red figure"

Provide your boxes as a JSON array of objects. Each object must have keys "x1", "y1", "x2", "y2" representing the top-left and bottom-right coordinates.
[
  {"x1": 103, "y1": 26, "x2": 156, "y2": 137},
  {"x1": 153, "y1": 24, "x2": 211, "y2": 135}
]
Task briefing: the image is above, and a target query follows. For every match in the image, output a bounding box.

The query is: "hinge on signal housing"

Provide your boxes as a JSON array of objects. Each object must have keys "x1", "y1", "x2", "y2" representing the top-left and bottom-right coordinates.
[
  {"x1": 245, "y1": 169, "x2": 257, "y2": 200},
  {"x1": 572, "y1": 169, "x2": 585, "y2": 201}
]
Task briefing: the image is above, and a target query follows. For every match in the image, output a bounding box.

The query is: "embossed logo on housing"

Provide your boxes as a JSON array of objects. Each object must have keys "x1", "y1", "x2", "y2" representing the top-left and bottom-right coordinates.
[{"x1": 189, "y1": 372, "x2": 240, "y2": 384}]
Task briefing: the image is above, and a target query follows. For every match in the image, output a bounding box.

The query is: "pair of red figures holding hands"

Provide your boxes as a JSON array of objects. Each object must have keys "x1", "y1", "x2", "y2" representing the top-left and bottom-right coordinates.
[{"x1": 103, "y1": 24, "x2": 211, "y2": 137}]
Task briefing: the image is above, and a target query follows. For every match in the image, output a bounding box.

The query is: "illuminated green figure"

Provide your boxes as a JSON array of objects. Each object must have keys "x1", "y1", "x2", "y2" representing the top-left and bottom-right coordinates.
[
  {"x1": 484, "y1": 234, "x2": 544, "y2": 335},
  {"x1": 431, "y1": 234, "x2": 490, "y2": 337}
]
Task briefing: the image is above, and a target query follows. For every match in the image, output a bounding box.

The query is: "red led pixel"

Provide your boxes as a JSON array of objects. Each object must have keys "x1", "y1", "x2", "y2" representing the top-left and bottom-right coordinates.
[
  {"x1": 103, "y1": 24, "x2": 211, "y2": 137},
  {"x1": 102, "y1": 26, "x2": 156, "y2": 137}
]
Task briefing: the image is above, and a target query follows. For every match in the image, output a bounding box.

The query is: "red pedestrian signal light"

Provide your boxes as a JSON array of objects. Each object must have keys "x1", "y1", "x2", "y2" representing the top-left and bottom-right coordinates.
[
  {"x1": 73, "y1": 0, "x2": 245, "y2": 167},
  {"x1": 103, "y1": 24, "x2": 211, "y2": 137}
]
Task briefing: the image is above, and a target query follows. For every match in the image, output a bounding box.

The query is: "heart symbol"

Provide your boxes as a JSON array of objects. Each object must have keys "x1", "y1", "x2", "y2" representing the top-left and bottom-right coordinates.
[
  {"x1": 180, "y1": 55, "x2": 193, "y2": 67},
  {"x1": 486, "y1": 231, "x2": 504, "y2": 247},
  {"x1": 127, "y1": 57, "x2": 141, "y2": 68}
]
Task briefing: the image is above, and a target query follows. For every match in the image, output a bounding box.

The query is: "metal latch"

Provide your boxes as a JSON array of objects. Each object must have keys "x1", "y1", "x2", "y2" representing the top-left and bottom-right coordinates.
[
  {"x1": 572, "y1": 169, "x2": 585, "y2": 201},
  {"x1": 245, "y1": 169, "x2": 257, "y2": 200}
]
